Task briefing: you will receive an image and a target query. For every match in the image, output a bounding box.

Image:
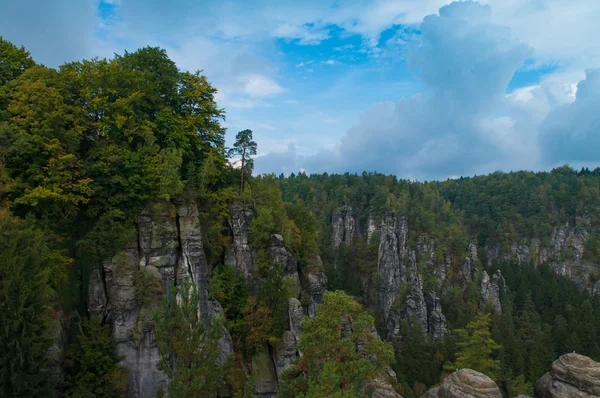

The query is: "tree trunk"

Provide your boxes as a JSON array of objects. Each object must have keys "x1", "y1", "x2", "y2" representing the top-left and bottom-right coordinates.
[{"x1": 240, "y1": 148, "x2": 246, "y2": 193}]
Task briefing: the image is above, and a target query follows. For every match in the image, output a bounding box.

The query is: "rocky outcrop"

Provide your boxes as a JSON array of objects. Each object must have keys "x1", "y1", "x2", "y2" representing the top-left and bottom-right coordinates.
[
  {"x1": 252, "y1": 346, "x2": 279, "y2": 396},
  {"x1": 426, "y1": 292, "x2": 447, "y2": 339},
  {"x1": 483, "y1": 221, "x2": 600, "y2": 293},
  {"x1": 332, "y1": 205, "x2": 356, "y2": 248},
  {"x1": 269, "y1": 234, "x2": 301, "y2": 297},
  {"x1": 88, "y1": 201, "x2": 232, "y2": 398},
  {"x1": 87, "y1": 266, "x2": 107, "y2": 318},
  {"x1": 367, "y1": 368, "x2": 403, "y2": 398},
  {"x1": 535, "y1": 353, "x2": 600, "y2": 397},
  {"x1": 463, "y1": 241, "x2": 480, "y2": 282},
  {"x1": 305, "y1": 256, "x2": 328, "y2": 318},
  {"x1": 227, "y1": 204, "x2": 255, "y2": 278},
  {"x1": 272, "y1": 331, "x2": 298, "y2": 379},
  {"x1": 398, "y1": 275, "x2": 428, "y2": 336},
  {"x1": 367, "y1": 210, "x2": 378, "y2": 244},
  {"x1": 288, "y1": 298, "x2": 305, "y2": 337},
  {"x1": 421, "y1": 369, "x2": 502, "y2": 398},
  {"x1": 480, "y1": 270, "x2": 504, "y2": 315},
  {"x1": 378, "y1": 213, "x2": 408, "y2": 320}
]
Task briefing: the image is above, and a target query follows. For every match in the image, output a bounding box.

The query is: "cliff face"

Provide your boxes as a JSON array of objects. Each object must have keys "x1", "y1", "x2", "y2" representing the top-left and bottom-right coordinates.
[
  {"x1": 374, "y1": 211, "x2": 446, "y2": 340},
  {"x1": 87, "y1": 201, "x2": 233, "y2": 398},
  {"x1": 484, "y1": 220, "x2": 599, "y2": 292},
  {"x1": 332, "y1": 205, "x2": 357, "y2": 248}
]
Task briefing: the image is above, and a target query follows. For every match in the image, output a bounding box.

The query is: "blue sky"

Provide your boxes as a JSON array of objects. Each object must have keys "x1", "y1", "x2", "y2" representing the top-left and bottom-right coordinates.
[{"x1": 2, "y1": 0, "x2": 600, "y2": 180}]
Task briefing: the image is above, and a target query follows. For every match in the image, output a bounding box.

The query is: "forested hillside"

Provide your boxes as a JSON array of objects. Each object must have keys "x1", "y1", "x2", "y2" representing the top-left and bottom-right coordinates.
[{"x1": 0, "y1": 38, "x2": 599, "y2": 398}]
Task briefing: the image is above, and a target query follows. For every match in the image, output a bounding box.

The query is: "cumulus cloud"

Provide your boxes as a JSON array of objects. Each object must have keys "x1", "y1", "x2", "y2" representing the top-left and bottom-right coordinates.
[
  {"x1": 539, "y1": 69, "x2": 600, "y2": 165},
  {"x1": 242, "y1": 75, "x2": 285, "y2": 97},
  {"x1": 285, "y1": 1, "x2": 534, "y2": 179}
]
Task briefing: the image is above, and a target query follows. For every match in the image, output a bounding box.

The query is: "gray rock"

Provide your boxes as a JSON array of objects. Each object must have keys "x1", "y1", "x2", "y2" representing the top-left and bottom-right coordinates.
[
  {"x1": 268, "y1": 234, "x2": 299, "y2": 279},
  {"x1": 535, "y1": 353, "x2": 600, "y2": 397},
  {"x1": 288, "y1": 297, "x2": 305, "y2": 337},
  {"x1": 332, "y1": 205, "x2": 356, "y2": 248},
  {"x1": 480, "y1": 270, "x2": 503, "y2": 315},
  {"x1": 398, "y1": 272, "x2": 428, "y2": 335},
  {"x1": 228, "y1": 204, "x2": 255, "y2": 278},
  {"x1": 367, "y1": 210, "x2": 378, "y2": 244},
  {"x1": 378, "y1": 213, "x2": 408, "y2": 319},
  {"x1": 177, "y1": 202, "x2": 210, "y2": 322},
  {"x1": 306, "y1": 256, "x2": 328, "y2": 318},
  {"x1": 252, "y1": 346, "x2": 279, "y2": 395},
  {"x1": 138, "y1": 202, "x2": 179, "y2": 269},
  {"x1": 272, "y1": 331, "x2": 298, "y2": 379},
  {"x1": 426, "y1": 292, "x2": 447, "y2": 339},
  {"x1": 87, "y1": 201, "x2": 234, "y2": 397},
  {"x1": 421, "y1": 369, "x2": 502, "y2": 398},
  {"x1": 87, "y1": 266, "x2": 107, "y2": 317}
]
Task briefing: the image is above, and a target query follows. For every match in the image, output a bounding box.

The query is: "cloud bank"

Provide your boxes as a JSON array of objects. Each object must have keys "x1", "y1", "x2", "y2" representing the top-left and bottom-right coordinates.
[{"x1": 256, "y1": 1, "x2": 597, "y2": 180}]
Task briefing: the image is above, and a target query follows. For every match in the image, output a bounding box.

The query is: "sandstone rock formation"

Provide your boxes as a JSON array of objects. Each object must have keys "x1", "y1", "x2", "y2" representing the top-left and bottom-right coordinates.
[
  {"x1": 227, "y1": 204, "x2": 255, "y2": 279},
  {"x1": 272, "y1": 330, "x2": 298, "y2": 379},
  {"x1": 332, "y1": 205, "x2": 357, "y2": 248},
  {"x1": 480, "y1": 270, "x2": 504, "y2": 315},
  {"x1": 421, "y1": 369, "x2": 502, "y2": 398},
  {"x1": 377, "y1": 213, "x2": 408, "y2": 320},
  {"x1": 535, "y1": 353, "x2": 600, "y2": 397},
  {"x1": 426, "y1": 292, "x2": 447, "y2": 339},
  {"x1": 87, "y1": 201, "x2": 232, "y2": 397}
]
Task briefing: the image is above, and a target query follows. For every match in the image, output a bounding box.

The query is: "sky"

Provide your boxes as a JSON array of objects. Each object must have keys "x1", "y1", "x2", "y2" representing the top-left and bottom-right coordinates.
[{"x1": 1, "y1": 0, "x2": 600, "y2": 181}]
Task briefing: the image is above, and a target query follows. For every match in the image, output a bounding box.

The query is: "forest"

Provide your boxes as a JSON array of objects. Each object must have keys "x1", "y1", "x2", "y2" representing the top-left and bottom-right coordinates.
[{"x1": 0, "y1": 38, "x2": 599, "y2": 398}]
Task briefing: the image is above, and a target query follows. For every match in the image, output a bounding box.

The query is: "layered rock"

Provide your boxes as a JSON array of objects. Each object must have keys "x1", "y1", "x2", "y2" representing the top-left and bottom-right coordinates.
[
  {"x1": 252, "y1": 346, "x2": 279, "y2": 397},
  {"x1": 535, "y1": 353, "x2": 600, "y2": 397},
  {"x1": 378, "y1": 213, "x2": 408, "y2": 319},
  {"x1": 484, "y1": 221, "x2": 600, "y2": 293},
  {"x1": 272, "y1": 331, "x2": 298, "y2": 379},
  {"x1": 480, "y1": 270, "x2": 504, "y2": 315},
  {"x1": 305, "y1": 256, "x2": 328, "y2": 318},
  {"x1": 269, "y1": 234, "x2": 301, "y2": 297},
  {"x1": 463, "y1": 241, "x2": 480, "y2": 282},
  {"x1": 367, "y1": 210, "x2": 378, "y2": 244},
  {"x1": 421, "y1": 369, "x2": 502, "y2": 398},
  {"x1": 426, "y1": 292, "x2": 447, "y2": 339},
  {"x1": 87, "y1": 201, "x2": 232, "y2": 398},
  {"x1": 87, "y1": 266, "x2": 107, "y2": 318},
  {"x1": 332, "y1": 205, "x2": 356, "y2": 248},
  {"x1": 227, "y1": 204, "x2": 255, "y2": 278},
  {"x1": 288, "y1": 298, "x2": 305, "y2": 337}
]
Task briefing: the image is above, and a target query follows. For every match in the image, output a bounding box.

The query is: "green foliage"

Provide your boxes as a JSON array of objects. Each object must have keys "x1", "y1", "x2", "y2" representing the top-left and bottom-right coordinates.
[
  {"x1": 209, "y1": 264, "x2": 248, "y2": 336},
  {"x1": 0, "y1": 210, "x2": 67, "y2": 397},
  {"x1": 0, "y1": 37, "x2": 36, "y2": 86},
  {"x1": 228, "y1": 129, "x2": 257, "y2": 192},
  {"x1": 445, "y1": 312, "x2": 501, "y2": 380},
  {"x1": 507, "y1": 374, "x2": 534, "y2": 397},
  {"x1": 258, "y1": 263, "x2": 293, "y2": 340},
  {"x1": 154, "y1": 281, "x2": 231, "y2": 397},
  {"x1": 63, "y1": 317, "x2": 128, "y2": 398},
  {"x1": 278, "y1": 291, "x2": 395, "y2": 398}
]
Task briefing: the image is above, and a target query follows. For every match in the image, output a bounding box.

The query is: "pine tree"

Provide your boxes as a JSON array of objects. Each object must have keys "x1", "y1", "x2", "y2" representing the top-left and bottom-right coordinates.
[
  {"x1": 154, "y1": 281, "x2": 231, "y2": 397},
  {"x1": 445, "y1": 312, "x2": 501, "y2": 380},
  {"x1": 63, "y1": 317, "x2": 128, "y2": 397},
  {"x1": 278, "y1": 291, "x2": 395, "y2": 397},
  {"x1": 228, "y1": 129, "x2": 257, "y2": 192},
  {"x1": 0, "y1": 211, "x2": 62, "y2": 397}
]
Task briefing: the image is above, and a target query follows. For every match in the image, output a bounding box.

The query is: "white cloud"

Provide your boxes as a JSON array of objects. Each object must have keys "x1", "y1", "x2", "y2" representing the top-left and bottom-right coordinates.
[
  {"x1": 296, "y1": 60, "x2": 314, "y2": 68},
  {"x1": 242, "y1": 74, "x2": 285, "y2": 97},
  {"x1": 322, "y1": 59, "x2": 335, "y2": 65},
  {"x1": 539, "y1": 69, "x2": 600, "y2": 165},
  {"x1": 264, "y1": 1, "x2": 543, "y2": 179}
]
